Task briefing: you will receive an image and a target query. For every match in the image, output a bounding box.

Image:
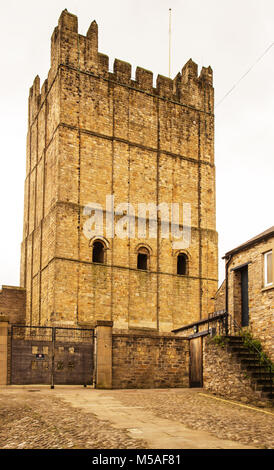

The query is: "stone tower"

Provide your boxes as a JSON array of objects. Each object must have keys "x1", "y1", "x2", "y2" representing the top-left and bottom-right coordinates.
[{"x1": 20, "y1": 10, "x2": 218, "y2": 332}]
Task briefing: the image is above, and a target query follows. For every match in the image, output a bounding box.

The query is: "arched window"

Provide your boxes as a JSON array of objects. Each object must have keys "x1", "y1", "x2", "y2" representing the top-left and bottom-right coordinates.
[
  {"x1": 177, "y1": 253, "x2": 188, "y2": 275},
  {"x1": 92, "y1": 240, "x2": 105, "y2": 264},
  {"x1": 137, "y1": 247, "x2": 149, "y2": 270}
]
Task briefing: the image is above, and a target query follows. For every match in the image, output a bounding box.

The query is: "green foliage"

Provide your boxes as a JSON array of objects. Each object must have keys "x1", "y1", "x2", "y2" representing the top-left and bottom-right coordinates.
[
  {"x1": 239, "y1": 329, "x2": 274, "y2": 372},
  {"x1": 208, "y1": 335, "x2": 229, "y2": 348},
  {"x1": 241, "y1": 330, "x2": 262, "y2": 352}
]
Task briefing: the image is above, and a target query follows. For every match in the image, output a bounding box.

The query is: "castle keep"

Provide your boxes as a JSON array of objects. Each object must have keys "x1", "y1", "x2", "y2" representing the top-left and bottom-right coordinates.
[
  {"x1": 20, "y1": 9, "x2": 218, "y2": 333},
  {"x1": 2, "y1": 11, "x2": 271, "y2": 396}
]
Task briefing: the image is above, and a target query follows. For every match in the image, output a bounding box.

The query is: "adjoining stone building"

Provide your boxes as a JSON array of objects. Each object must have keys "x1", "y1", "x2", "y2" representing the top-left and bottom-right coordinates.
[
  {"x1": 218, "y1": 226, "x2": 273, "y2": 361},
  {"x1": 169, "y1": 228, "x2": 273, "y2": 403},
  {"x1": 18, "y1": 9, "x2": 218, "y2": 332}
]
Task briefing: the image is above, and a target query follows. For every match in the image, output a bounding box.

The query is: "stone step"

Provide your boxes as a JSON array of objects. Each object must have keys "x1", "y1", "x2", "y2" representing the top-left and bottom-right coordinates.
[
  {"x1": 255, "y1": 384, "x2": 273, "y2": 392},
  {"x1": 261, "y1": 391, "x2": 274, "y2": 400},
  {"x1": 251, "y1": 375, "x2": 272, "y2": 383},
  {"x1": 227, "y1": 341, "x2": 244, "y2": 347},
  {"x1": 228, "y1": 342, "x2": 245, "y2": 348},
  {"x1": 232, "y1": 352, "x2": 259, "y2": 360},
  {"x1": 226, "y1": 336, "x2": 244, "y2": 342},
  {"x1": 228, "y1": 347, "x2": 250, "y2": 354},
  {"x1": 249, "y1": 374, "x2": 272, "y2": 382},
  {"x1": 244, "y1": 366, "x2": 270, "y2": 374},
  {"x1": 241, "y1": 361, "x2": 263, "y2": 369},
  {"x1": 232, "y1": 350, "x2": 258, "y2": 357},
  {"x1": 240, "y1": 357, "x2": 262, "y2": 363},
  {"x1": 225, "y1": 336, "x2": 274, "y2": 402}
]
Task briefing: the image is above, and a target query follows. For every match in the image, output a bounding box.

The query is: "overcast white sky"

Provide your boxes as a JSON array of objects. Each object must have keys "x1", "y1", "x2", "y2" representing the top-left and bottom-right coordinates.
[{"x1": 0, "y1": 0, "x2": 273, "y2": 287}]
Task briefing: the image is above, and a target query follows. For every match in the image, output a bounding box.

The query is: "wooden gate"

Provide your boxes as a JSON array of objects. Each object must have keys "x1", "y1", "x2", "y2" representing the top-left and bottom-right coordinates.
[
  {"x1": 189, "y1": 336, "x2": 203, "y2": 387},
  {"x1": 10, "y1": 325, "x2": 94, "y2": 386}
]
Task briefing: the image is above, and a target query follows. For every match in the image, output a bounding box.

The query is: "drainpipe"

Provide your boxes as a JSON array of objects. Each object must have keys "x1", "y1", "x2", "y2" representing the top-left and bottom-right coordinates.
[{"x1": 225, "y1": 254, "x2": 232, "y2": 335}]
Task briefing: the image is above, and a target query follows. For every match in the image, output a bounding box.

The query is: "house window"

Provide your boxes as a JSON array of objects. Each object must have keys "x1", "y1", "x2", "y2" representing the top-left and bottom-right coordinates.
[
  {"x1": 92, "y1": 240, "x2": 105, "y2": 263},
  {"x1": 264, "y1": 250, "x2": 272, "y2": 287},
  {"x1": 137, "y1": 248, "x2": 149, "y2": 270},
  {"x1": 177, "y1": 253, "x2": 188, "y2": 275}
]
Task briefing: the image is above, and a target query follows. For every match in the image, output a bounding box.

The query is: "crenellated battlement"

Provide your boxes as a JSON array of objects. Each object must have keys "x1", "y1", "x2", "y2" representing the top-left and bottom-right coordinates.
[
  {"x1": 58, "y1": 8, "x2": 78, "y2": 32},
  {"x1": 28, "y1": 9, "x2": 214, "y2": 125},
  {"x1": 114, "y1": 59, "x2": 131, "y2": 85}
]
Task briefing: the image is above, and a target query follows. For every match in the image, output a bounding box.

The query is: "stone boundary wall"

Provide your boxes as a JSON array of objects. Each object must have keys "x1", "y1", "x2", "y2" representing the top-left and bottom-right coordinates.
[
  {"x1": 112, "y1": 331, "x2": 189, "y2": 389},
  {"x1": 203, "y1": 337, "x2": 263, "y2": 405}
]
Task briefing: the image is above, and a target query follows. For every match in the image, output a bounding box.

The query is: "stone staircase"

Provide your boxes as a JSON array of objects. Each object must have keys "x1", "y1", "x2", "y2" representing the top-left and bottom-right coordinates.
[{"x1": 226, "y1": 336, "x2": 273, "y2": 403}]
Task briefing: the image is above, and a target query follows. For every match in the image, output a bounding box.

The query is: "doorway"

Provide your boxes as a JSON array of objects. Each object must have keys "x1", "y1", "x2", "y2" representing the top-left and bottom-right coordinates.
[
  {"x1": 240, "y1": 266, "x2": 249, "y2": 327},
  {"x1": 189, "y1": 336, "x2": 203, "y2": 387}
]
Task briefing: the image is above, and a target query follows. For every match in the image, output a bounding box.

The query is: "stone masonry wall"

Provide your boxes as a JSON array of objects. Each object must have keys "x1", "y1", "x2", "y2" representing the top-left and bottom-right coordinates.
[
  {"x1": 227, "y1": 237, "x2": 274, "y2": 362},
  {"x1": 213, "y1": 279, "x2": 226, "y2": 312},
  {"x1": 112, "y1": 332, "x2": 189, "y2": 388},
  {"x1": 203, "y1": 337, "x2": 264, "y2": 405},
  {"x1": 0, "y1": 286, "x2": 26, "y2": 325},
  {"x1": 20, "y1": 9, "x2": 218, "y2": 331}
]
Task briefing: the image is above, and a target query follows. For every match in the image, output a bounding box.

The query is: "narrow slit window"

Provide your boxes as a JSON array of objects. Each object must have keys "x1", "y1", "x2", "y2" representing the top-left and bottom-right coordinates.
[
  {"x1": 137, "y1": 253, "x2": 148, "y2": 270},
  {"x1": 92, "y1": 241, "x2": 104, "y2": 264},
  {"x1": 177, "y1": 253, "x2": 188, "y2": 275}
]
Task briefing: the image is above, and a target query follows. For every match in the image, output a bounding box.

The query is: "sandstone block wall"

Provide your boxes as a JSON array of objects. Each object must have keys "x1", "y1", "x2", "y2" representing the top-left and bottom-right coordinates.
[
  {"x1": 20, "y1": 9, "x2": 218, "y2": 331},
  {"x1": 213, "y1": 280, "x2": 226, "y2": 312},
  {"x1": 112, "y1": 331, "x2": 189, "y2": 388},
  {"x1": 0, "y1": 286, "x2": 26, "y2": 325}
]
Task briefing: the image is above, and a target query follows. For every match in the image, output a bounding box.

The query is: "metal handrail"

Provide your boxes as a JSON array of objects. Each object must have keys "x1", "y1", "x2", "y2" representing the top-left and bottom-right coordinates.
[{"x1": 172, "y1": 310, "x2": 227, "y2": 335}]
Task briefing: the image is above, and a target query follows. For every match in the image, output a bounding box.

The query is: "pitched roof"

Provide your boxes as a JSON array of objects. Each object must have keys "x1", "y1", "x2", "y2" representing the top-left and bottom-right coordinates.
[{"x1": 223, "y1": 226, "x2": 274, "y2": 259}]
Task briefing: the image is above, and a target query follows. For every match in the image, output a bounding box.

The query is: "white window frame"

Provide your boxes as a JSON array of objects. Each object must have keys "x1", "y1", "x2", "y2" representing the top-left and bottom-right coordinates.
[{"x1": 264, "y1": 250, "x2": 273, "y2": 287}]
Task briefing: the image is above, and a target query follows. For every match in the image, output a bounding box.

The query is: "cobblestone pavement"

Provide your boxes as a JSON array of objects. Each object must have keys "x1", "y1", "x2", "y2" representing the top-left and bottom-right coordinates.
[
  {"x1": 0, "y1": 387, "x2": 146, "y2": 449},
  {"x1": 0, "y1": 387, "x2": 273, "y2": 449},
  {"x1": 113, "y1": 388, "x2": 274, "y2": 449}
]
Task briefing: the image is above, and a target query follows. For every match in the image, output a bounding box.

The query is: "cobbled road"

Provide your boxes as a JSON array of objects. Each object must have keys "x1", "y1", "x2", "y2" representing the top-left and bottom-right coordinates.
[
  {"x1": 0, "y1": 386, "x2": 273, "y2": 449},
  {"x1": 0, "y1": 387, "x2": 145, "y2": 449},
  {"x1": 113, "y1": 388, "x2": 274, "y2": 449}
]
